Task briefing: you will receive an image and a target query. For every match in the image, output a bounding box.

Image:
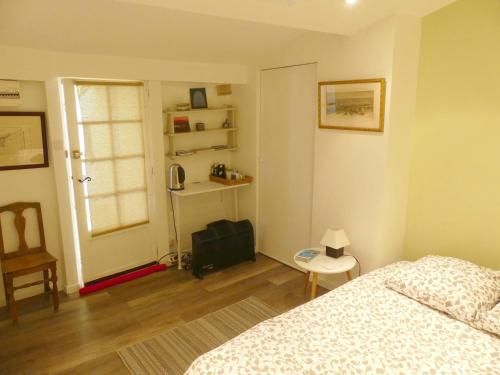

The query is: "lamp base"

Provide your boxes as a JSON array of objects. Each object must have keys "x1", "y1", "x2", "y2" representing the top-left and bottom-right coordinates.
[{"x1": 326, "y1": 246, "x2": 344, "y2": 258}]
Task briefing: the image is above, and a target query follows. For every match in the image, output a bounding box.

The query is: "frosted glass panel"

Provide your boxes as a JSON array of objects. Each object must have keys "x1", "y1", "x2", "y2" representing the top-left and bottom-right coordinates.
[
  {"x1": 76, "y1": 86, "x2": 109, "y2": 122},
  {"x1": 118, "y1": 191, "x2": 148, "y2": 225},
  {"x1": 115, "y1": 158, "x2": 145, "y2": 191},
  {"x1": 75, "y1": 82, "x2": 148, "y2": 236},
  {"x1": 82, "y1": 124, "x2": 112, "y2": 159},
  {"x1": 88, "y1": 196, "x2": 119, "y2": 233},
  {"x1": 112, "y1": 123, "x2": 144, "y2": 156},
  {"x1": 84, "y1": 160, "x2": 115, "y2": 196},
  {"x1": 109, "y1": 86, "x2": 141, "y2": 121}
]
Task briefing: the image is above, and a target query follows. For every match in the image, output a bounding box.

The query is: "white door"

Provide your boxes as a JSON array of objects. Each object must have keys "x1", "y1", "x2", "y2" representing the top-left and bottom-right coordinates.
[
  {"x1": 62, "y1": 80, "x2": 156, "y2": 282},
  {"x1": 259, "y1": 64, "x2": 316, "y2": 266}
]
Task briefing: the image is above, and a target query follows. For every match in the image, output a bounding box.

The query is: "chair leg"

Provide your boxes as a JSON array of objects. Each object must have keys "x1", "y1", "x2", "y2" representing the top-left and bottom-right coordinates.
[
  {"x1": 50, "y1": 264, "x2": 59, "y2": 312},
  {"x1": 5, "y1": 275, "x2": 17, "y2": 324},
  {"x1": 2, "y1": 274, "x2": 9, "y2": 309},
  {"x1": 43, "y1": 270, "x2": 50, "y2": 295}
]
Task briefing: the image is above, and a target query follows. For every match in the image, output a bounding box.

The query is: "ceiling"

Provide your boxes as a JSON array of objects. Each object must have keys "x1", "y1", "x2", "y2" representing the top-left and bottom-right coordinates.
[
  {"x1": 118, "y1": 0, "x2": 457, "y2": 35},
  {"x1": 0, "y1": 0, "x2": 456, "y2": 64},
  {"x1": 0, "y1": 0, "x2": 306, "y2": 64}
]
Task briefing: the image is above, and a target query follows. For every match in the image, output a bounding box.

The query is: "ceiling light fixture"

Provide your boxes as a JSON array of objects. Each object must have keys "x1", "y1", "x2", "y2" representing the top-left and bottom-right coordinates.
[{"x1": 345, "y1": 0, "x2": 358, "y2": 5}]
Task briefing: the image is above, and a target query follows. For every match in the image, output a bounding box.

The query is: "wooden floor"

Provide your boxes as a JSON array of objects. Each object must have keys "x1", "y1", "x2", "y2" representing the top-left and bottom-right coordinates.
[{"x1": 0, "y1": 254, "x2": 327, "y2": 375}]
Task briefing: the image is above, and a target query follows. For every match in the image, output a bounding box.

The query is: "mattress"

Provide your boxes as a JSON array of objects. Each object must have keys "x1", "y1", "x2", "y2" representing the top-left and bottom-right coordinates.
[{"x1": 186, "y1": 261, "x2": 499, "y2": 374}]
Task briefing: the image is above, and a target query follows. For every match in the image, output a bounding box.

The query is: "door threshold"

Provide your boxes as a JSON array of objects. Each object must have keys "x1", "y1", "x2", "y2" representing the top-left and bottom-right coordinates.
[{"x1": 84, "y1": 261, "x2": 158, "y2": 287}]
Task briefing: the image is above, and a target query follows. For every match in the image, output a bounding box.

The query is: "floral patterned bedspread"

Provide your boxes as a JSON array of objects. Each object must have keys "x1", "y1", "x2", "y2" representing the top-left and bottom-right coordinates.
[{"x1": 186, "y1": 262, "x2": 499, "y2": 374}]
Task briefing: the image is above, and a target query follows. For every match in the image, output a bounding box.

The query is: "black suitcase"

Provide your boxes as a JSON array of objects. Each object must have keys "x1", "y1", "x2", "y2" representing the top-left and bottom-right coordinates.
[{"x1": 191, "y1": 219, "x2": 255, "y2": 279}]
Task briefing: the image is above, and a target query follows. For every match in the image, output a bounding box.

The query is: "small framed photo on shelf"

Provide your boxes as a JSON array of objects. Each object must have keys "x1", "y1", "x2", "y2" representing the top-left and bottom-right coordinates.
[
  {"x1": 0, "y1": 112, "x2": 49, "y2": 171},
  {"x1": 189, "y1": 88, "x2": 208, "y2": 109},
  {"x1": 318, "y1": 78, "x2": 386, "y2": 132}
]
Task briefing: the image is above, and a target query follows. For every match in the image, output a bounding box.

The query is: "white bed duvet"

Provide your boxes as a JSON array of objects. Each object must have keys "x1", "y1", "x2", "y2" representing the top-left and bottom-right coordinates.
[{"x1": 186, "y1": 262, "x2": 499, "y2": 374}]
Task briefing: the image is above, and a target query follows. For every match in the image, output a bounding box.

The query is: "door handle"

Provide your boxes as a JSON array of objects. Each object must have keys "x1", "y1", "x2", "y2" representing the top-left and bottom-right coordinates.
[{"x1": 78, "y1": 176, "x2": 92, "y2": 183}]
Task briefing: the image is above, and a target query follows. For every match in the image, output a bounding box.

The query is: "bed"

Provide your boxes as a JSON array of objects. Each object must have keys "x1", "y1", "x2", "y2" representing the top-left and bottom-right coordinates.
[{"x1": 186, "y1": 260, "x2": 499, "y2": 374}]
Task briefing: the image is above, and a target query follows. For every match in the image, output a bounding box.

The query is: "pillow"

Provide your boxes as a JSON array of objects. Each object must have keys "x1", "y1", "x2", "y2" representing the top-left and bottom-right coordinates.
[
  {"x1": 472, "y1": 303, "x2": 500, "y2": 336},
  {"x1": 385, "y1": 255, "x2": 499, "y2": 323}
]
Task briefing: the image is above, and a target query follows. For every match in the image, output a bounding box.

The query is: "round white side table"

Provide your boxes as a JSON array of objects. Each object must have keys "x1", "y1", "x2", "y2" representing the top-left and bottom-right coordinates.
[{"x1": 294, "y1": 247, "x2": 357, "y2": 300}]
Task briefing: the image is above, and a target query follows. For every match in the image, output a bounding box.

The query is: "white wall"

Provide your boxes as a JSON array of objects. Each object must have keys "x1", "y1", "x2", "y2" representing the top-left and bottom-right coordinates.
[
  {"x1": 258, "y1": 16, "x2": 421, "y2": 288},
  {"x1": 0, "y1": 81, "x2": 65, "y2": 306},
  {"x1": 0, "y1": 47, "x2": 249, "y2": 300},
  {"x1": 380, "y1": 17, "x2": 422, "y2": 268},
  {"x1": 0, "y1": 46, "x2": 247, "y2": 84},
  {"x1": 0, "y1": 15, "x2": 420, "y2": 297}
]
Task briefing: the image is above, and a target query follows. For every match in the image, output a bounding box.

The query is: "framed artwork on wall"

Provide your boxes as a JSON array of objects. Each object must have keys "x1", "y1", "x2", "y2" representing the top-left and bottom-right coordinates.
[
  {"x1": 189, "y1": 88, "x2": 208, "y2": 109},
  {"x1": 318, "y1": 78, "x2": 386, "y2": 132},
  {"x1": 0, "y1": 112, "x2": 49, "y2": 171}
]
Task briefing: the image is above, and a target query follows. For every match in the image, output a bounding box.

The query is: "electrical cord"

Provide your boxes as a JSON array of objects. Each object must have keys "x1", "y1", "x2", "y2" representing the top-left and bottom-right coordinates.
[
  {"x1": 158, "y1": 250, "x2": 190, "y2": 264},
  {"x1": 157, "y1": 191, "x2": 179, "y2": 264},
  {"x1": 169, "y1": 191, "x2": 178, "y2": 241}
]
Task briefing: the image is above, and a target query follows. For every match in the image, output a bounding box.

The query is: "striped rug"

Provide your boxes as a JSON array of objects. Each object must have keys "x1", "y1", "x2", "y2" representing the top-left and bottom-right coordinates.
[{"x1": 117, "y1": 297, "x2": 278, "y2": 375}]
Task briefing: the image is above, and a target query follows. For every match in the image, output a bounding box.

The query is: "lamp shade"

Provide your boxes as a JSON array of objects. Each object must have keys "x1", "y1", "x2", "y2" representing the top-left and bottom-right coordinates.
[{"x1": 320, "y1": 229, "x2": 350, "y2": 249}]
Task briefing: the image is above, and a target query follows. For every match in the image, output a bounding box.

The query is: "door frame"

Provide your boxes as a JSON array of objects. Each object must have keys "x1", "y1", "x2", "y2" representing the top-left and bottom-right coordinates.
[{"x1": 60, "y1": 78, "x2": 160, "y2": 283}]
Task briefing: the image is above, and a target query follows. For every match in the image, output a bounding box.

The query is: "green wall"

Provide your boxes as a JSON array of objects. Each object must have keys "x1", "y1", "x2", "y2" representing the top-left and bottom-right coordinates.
[{"x1": 404, "y1": 0, "x2": 500, "y2": 269}]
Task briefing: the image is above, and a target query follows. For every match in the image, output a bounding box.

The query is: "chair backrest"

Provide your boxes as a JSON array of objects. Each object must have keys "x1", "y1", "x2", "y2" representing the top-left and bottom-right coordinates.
[{"x1": 0, "y1": 202, "x2": 47, "y2": 260}]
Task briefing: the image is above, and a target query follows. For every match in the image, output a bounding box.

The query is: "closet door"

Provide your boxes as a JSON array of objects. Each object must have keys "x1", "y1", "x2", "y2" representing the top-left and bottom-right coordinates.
[{"x1": 259, "y1": 63, "x2": 316, "y2": 266}]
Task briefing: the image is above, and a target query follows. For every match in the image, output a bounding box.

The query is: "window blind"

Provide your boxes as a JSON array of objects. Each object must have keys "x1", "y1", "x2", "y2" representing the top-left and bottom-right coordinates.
[{"x1": 74, "y1": 81, "x2": 149, "y2": 236}]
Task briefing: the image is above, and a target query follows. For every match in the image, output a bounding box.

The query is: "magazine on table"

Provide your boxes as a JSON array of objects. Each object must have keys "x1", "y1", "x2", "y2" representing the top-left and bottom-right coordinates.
[{"x1": 295, "y1": 249, "x2": 320, "y2": 263}]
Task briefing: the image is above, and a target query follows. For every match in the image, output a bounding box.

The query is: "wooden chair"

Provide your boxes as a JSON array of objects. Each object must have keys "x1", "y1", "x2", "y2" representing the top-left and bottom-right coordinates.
[{"x1": 0, "y1": 202, "x2": 58, "y2": 323}]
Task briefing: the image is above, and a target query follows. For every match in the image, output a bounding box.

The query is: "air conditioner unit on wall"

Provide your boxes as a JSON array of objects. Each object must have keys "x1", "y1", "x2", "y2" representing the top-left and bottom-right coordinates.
[{"x1": 0, "y1": 80, "x2": 22, "y2": 106}]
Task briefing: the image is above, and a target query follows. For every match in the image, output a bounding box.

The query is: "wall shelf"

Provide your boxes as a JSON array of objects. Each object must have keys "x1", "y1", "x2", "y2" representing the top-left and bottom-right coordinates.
[
  {"x1": 164, "y1": 128, "x2": 237, "y2": 137},
  {"x1": 166, "y1": 147, "x2": 239, "y2": 158},
  {"x1": 164, "y1": 106, "x2": 238, "y2": 159},
  {"x1": 164, "y1": 106, "x2": 235, "y2": 115}
]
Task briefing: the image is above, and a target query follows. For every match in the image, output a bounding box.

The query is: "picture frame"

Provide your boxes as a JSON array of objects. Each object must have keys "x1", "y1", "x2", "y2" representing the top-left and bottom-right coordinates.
[
  {"x1": 0, "y1": 112, "x2": 49, "y2": 171},
  {"x1": 189, "y1": 88, "x2": 208, "y2": 109},
  {"x1": 318, "y1": 78, "x2": 386, "y2": 132}
]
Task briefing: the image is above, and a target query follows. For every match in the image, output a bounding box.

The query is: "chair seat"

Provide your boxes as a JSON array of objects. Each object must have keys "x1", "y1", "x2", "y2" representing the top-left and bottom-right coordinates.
[{"x1": 2, "y1": 252, "x2": 57, "y2": 274}]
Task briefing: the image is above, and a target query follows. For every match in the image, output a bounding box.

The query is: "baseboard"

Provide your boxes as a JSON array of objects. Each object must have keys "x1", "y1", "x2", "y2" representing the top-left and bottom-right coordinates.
[
  {"x1": 0, "y1": 282, "x2": 78, "y2": 307},
  {"x1": 65, "y1": 283, "x2": 80, "y2": 295}
]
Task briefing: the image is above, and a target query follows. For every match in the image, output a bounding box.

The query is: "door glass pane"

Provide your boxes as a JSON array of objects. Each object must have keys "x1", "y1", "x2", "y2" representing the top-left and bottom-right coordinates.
[
  {"x1": 112, "y1": 122, "x2": 144, "y2": 156},
  {"x1": 118, "y1": 191, "x2": 148, "y2": 226},
  {"x1": 109, "y1": 86, "x2": 142, "y2": 121},
  {"x1": 115, "y1": 158, "x2": 145, "y2": 191},
  {"x1": 87, "y1": 196, "x2": 119, "y2": 234},
  {"x1": 76, "y1": 86, "x2": 109, "y2": 122},
  {"x1": 84, "y1": 160, "x2": 115, "y2": 196},
  {"x1": 74, "y1": 82, "x2": 149, "y2": 236},
  {"x1": 81, "y1": 124, "x2": 112, "y2": 159}
]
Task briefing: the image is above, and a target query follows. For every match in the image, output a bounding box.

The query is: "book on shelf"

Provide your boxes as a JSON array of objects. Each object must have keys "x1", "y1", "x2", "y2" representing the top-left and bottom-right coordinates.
[
  {"x1": 173, "y1": 116, "x2": 190, "y2": 133},
  {"x1": 176, "y1": 150, "x2": 194, "y2": 156},
  {"x1": 295, "y1": 249, "x2": 320, "y2": 263},
  {"x1": 211, "y1": 145, "x2": 229, "y2": 150}
]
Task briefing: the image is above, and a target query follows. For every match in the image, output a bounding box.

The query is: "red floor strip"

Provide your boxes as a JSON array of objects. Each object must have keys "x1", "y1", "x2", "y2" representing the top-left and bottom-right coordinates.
[{"x1": 79, "y1": 263, "x2": 167, "y2": 296}]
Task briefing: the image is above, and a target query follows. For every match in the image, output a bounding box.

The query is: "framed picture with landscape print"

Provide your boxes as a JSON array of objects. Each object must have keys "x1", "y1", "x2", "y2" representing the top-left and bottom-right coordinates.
[
  {"x1": 0, "y1": 112, "x2": 48, "y2": 171},
  {"x1": 318, "y1": 78, "x2": 386, "y2": 132}
]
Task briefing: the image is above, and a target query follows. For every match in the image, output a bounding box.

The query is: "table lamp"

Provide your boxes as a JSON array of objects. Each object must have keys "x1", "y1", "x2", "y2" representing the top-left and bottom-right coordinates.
[{"x1": 320, "y1": 229, "x2": 350, "y2": 258}]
